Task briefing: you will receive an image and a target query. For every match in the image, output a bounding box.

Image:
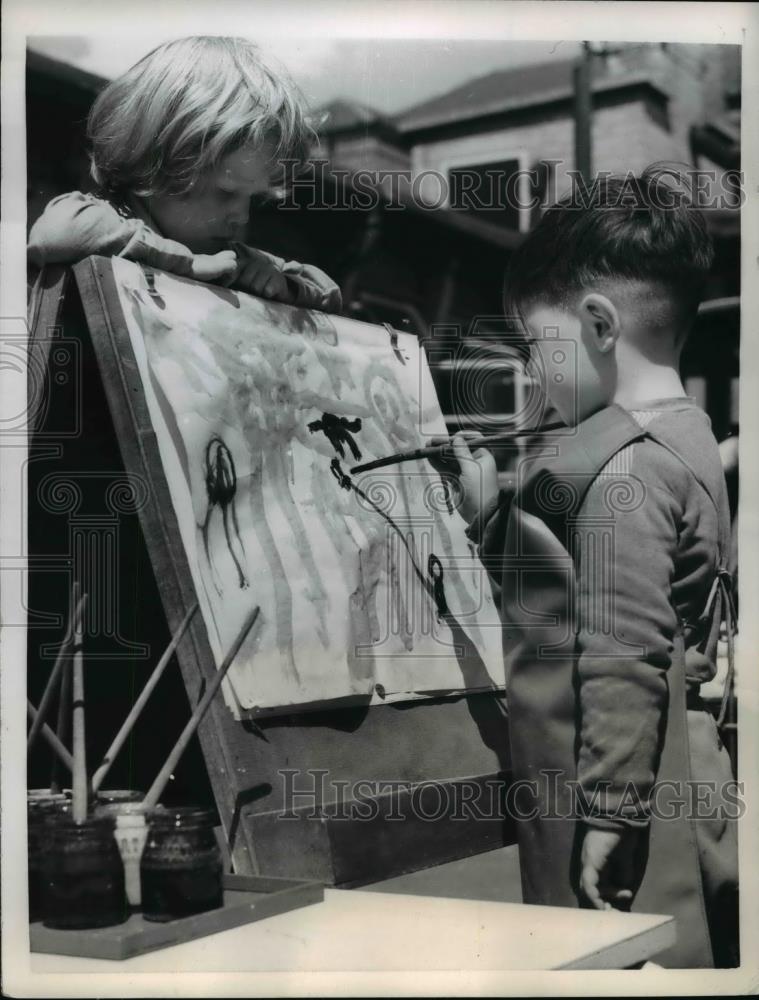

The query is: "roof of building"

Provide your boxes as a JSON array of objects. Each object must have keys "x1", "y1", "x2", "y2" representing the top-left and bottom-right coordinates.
[
  {"x1": 396, "y1": 59, "x2": 576, "y2": 130},
  {"x1": 318, "y1": 56, "x2": 670, "y2": 140},
  {"x1": 27, "y1": 48, "x2": 106, "y2": 98},
  {"x1": 317, "y1": 99, "x2": 395, "y2": 132},
  {"x1": 394, "y1": 57, "x2": 666, "y2": 134},
  {"x1": 316, "y1": 98, "x2": 409, "y2": 150}
]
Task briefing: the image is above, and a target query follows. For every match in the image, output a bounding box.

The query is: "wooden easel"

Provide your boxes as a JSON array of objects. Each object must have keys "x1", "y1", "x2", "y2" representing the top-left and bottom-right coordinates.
[{"x1": 27, "y1": 257, "x2": 516, "y2": 885}]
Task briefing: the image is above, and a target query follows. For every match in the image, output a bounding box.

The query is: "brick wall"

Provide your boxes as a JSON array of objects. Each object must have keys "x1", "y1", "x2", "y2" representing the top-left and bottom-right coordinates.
[{"x1": 409, "y1": 98, "x2": 688, "y2": 214}]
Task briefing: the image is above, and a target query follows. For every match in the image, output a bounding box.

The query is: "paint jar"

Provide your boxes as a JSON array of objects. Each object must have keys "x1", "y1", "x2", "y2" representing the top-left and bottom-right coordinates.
[
  {"x1": 27, "y1": 791, "x2": 71, "y2": 922},
  {"x1": 93, "y1": 794, "x2": 155, "y2": 910},
  {"x1": 28, "y1": 788, "x2": 72, "y2": 804},
  {"x1": 93, "y1": 789, "x2": 143, "y2": 811},
  {"x1": 42, "y1": 816, "x2": 128, "y2": 929},
  {"x1": 140, "y1": 808, "x2": 223, "y2": 922}
]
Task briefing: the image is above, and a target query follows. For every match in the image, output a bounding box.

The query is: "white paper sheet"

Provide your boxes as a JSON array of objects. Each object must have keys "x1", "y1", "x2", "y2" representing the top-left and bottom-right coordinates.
[{"x1": 113, "y1": 258, "x2": 504, "y2": 715}]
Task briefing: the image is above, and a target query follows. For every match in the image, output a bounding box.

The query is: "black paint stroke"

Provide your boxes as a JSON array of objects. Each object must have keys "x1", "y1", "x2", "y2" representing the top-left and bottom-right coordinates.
[
  {"x1": 309, "y1": 412, "x2": 363, "y2": 460},
  {"x1": 383, "y1": 323, "x2": 407, "y2": 366},
  {"x1": 330, "y1": 458, "x2": 436, "y2": 608},
  {"x1": 427, "y1": 554, "x2": 450, "y2": 619},
  {"x1": 142, "y1": 268, "x2": 166, "y2": 309},
  {"x1": 201, "y1": 436, "x2": 248, "y2": 589},
  {"x1": 330, "y1": 458, "x2": 508, "y2": 772}
]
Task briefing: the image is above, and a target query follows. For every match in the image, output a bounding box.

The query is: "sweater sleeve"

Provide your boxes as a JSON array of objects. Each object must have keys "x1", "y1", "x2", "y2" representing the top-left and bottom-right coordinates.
[
  {"x1": 281, "y1": 259, "x2": 343, "y2": 314},
  {"x1": 574, "y1": 452, "x2": 682, "y2": 829},
  {"x1": 27, "y1": 192, "x2": 194, "y2": 276},
  {"x1": 228, "y1": 243, "x2": 343, "y2": 314}
]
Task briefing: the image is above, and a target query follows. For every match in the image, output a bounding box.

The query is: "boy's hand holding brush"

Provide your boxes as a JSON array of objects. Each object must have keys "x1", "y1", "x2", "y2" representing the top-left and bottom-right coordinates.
[{"x1": 437, "y1": 433, "x2": 500, "y2": 524}]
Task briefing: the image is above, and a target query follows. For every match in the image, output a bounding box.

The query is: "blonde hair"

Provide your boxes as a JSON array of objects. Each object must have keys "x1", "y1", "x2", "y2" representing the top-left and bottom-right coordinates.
[{"x1": 87, "y1": 36, "x2": 316, "y2": 196}]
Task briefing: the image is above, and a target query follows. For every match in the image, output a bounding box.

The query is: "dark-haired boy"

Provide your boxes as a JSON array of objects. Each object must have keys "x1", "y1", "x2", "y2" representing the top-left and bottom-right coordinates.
[{"x1": 454, "y1": 170, "x2": 738, "y2": 968}]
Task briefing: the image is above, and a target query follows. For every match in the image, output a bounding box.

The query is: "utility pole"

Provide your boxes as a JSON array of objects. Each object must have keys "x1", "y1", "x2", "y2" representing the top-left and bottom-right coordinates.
[{"x1": 573, "y1": 41, "x2": 593, "y2": 183}]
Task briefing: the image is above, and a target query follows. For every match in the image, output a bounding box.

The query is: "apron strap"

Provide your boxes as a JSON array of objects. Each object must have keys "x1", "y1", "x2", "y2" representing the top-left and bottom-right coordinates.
[{"x1": 643, "y1": 429, "x2": 737, "y2": 752}]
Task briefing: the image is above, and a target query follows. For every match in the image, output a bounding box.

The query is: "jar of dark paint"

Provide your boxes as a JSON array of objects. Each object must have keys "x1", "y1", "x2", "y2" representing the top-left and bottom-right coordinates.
[
  {"x1": 42, "y1": 816, "x2": 128, "y2": 929},
  {"x1": 140, "y1": 808, "x2": 223, "y2": 922},
  {"x1": 27, "y1": 791, "x2": 71, "y2": 923}
]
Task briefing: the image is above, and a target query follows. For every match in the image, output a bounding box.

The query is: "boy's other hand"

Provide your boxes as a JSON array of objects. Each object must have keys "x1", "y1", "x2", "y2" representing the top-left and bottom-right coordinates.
[
  {"x1": 450, "y1": 433, "x2": 498, "y2": 524},
  {"x1": 580, "y1": 826, "x2": 644, "y2": 911},
  {"x1": 191, "y1": 250, "x2": 238, "y2": 282}
]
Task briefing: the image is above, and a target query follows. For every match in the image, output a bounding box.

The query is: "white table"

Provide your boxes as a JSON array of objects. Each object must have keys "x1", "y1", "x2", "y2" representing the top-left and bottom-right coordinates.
[{"x1": 30, "y1": 888, "x2": 674, "y2": 973}]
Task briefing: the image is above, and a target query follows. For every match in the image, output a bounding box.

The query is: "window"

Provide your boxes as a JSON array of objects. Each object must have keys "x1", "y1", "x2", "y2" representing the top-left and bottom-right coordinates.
[{"x1": 448, "y1": 158, "x2": 525, "y2": 231}]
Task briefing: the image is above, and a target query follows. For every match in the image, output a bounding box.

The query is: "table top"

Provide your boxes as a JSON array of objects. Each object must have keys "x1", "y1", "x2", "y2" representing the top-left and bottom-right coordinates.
[{"x1": 30, "y1": 887, "x2": 675, "y2": 973}]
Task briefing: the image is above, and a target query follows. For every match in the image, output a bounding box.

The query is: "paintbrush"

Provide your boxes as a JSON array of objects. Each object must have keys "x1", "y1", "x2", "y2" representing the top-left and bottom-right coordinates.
[
  {"x1": 141, "y1": 605, "x2": 260, "y2": 811},
  {"x1": 350, "y1": 422, "x2": 565, "y2": 474},
  {"x1": 91, "y1": 602, "x2": 199, "y2": 793},
  {"x1": 71, "y1": 589, "x2": 88, "y2": 824}
]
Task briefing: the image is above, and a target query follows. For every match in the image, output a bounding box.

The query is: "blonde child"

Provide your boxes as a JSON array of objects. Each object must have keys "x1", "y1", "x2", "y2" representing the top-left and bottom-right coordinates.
[{"x1": 28, "y1": 36, "x2": 341, "y2": 312}]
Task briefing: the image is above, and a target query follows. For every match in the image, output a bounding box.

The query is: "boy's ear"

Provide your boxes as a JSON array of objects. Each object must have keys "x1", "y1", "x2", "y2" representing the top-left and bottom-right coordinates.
[{"x1": 578, "y1": 293, "x2": 620, "y2": 353}]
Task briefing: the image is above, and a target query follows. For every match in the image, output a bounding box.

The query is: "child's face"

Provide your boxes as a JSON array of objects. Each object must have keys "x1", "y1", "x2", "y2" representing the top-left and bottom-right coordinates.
[
  {"x1": 145, "y1": 144, "x2": 276, "y2": 253},
  {"x1": 521, "y1": 303, "x2": 610, "y2": 426}
]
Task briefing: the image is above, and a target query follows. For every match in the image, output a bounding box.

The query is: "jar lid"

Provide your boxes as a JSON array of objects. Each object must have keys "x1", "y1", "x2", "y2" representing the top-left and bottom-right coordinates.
[
  {"x1": 28, "y1": 797, "x2": 72, "y2": 817},
  {"x1": 95, "y1": 789, "x2": 144, "y2": 805},
  {"x1": 149, "y1": 807, "x2": 216, "y2": 829},
  {"x1": 27, "y1": 790, "x2": 68, "y2": 804}
]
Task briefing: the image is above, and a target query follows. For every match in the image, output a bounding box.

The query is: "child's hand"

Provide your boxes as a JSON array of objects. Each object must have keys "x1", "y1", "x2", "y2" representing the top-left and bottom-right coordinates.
[
  {"x1": 450, "y1": 433, "x2": 499, "y2": 524},
  {"x1": 191, "y1": 250, "x2": 238, "y2": 282},
  {"x1": 580, "y1": 826, "x2": 644, "y2": 911},
  {"x1": 227, "y1": 245, "x2": 293, "y2": 302},
  {"x1": 282, "y1": 260, "x2": 342, "y2": 313}
]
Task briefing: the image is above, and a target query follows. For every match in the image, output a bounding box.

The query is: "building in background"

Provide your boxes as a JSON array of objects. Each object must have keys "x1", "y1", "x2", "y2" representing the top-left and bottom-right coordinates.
[
  {"x1": 315, "y1": 42, "x2": 740, "y2": 441},
  {"x1": 27, "y1": 42, "x2": 741, "y2": 442}
]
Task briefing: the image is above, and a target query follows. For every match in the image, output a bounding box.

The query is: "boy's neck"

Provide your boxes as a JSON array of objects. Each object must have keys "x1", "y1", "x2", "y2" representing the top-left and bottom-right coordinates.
[{"x1": 610, "y1": 349, "x2": 686, "y2": 410}]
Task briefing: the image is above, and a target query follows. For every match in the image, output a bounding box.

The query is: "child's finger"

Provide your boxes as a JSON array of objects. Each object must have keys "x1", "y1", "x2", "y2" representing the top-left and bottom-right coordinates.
[
  {"x1": 243, "y1": 265, "x2": 276, "y2": 296},
  {"x1": 581, "y1": 865, "x2": 605, "y2": 910},
  {"x1": 263, "y1": 274, "x2": 287, "y2": 299},
  {"x1": 214, "y1": 256, "x2": 238, "y2": 279},
  {"x1": 610, "y1": 887, "x2": 634, "y2": 911},
  {"x1": 217, "y1": 259, "x2": 240, "y2": 285},
  {"x1": 451, "y1": 433, "x2": 473, "y2": 461}
]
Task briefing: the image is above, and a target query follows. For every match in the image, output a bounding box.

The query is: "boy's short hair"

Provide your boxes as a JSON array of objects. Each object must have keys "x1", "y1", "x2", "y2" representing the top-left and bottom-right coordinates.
[
  {"x1": 505, "y1": 166, "x2": 715, "y2": 330},
  {"x1": 87, "y1": 36, "x2": 315, "y2": 197}
]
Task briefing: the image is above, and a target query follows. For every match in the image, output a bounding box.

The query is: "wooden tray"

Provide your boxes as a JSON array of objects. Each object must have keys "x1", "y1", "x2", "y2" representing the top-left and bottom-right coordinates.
[{"x1": 30, "y1": 873, "x2": 324, "y2": 960}]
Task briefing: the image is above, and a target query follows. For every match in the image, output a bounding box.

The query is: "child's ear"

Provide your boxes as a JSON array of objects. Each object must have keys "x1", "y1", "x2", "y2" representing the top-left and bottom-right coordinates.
[{"x1": 578, "y1": 293, "x2": 620, "y2": 353}]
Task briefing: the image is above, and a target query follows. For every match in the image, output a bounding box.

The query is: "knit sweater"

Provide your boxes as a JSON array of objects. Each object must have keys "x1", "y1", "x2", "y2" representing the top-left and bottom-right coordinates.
[
  {"x1": 27, "y1": 190, "x2": 342, "y2": 314},
  {"x1": 470, "y1": 399, "x2": 731, "y2": 826}
]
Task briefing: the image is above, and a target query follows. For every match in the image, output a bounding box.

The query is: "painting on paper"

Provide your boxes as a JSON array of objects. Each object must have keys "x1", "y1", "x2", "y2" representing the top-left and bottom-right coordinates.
[{"x1": 113, "y1": 257, "x2": 504, "y2": 716}]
